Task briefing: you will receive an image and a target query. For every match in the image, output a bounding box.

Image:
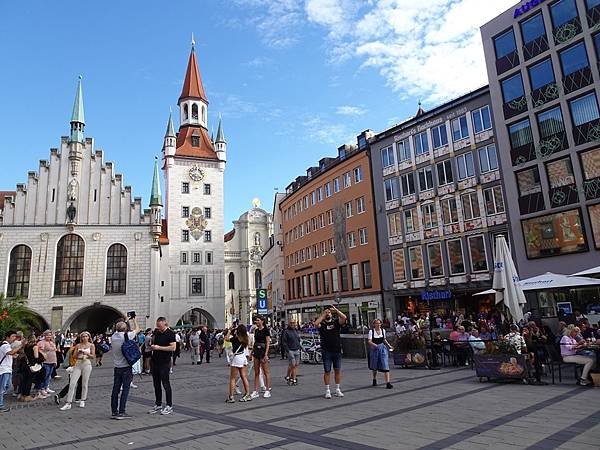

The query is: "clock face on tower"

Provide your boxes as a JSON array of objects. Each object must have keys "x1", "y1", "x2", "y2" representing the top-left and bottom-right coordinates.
[{"x1": 189, "y1": 164, "x2": 204, "y2": 182}]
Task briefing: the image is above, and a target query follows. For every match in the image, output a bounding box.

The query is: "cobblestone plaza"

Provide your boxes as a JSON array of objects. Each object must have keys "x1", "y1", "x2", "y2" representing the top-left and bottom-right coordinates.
[{"x1": 2, "y1": 357, "x2": 599, "y2": 450}]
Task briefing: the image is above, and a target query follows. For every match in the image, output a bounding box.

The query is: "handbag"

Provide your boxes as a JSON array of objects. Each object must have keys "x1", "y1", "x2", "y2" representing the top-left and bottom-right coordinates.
[{"x1": 29, "y1": 363, "x2": 42, "y2": 373}]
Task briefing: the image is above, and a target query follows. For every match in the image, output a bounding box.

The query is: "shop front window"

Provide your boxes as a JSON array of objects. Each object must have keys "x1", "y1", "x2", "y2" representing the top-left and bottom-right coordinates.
[{"x1": 521, "y1": 209, "x2": 588, "y2": 258}]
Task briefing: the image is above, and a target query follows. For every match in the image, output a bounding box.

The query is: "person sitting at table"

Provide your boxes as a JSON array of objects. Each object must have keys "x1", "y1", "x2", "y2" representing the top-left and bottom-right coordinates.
[
  {"x1": 451, "y1": 326, "x2": 470, "y2": 366},
  {"x1": 505, "y1": 325, "x2": 527, "y2": 354},
  {"x1": 580, "y1": 320, "x2": 598, "y2": 340},
  {"x1": 468, "y1": 329, "x2": 485, "y2": 355},
  {"x1": 431, "y1": 332, "x2": 444, "y2": 367},
  {"x1": 479, "y1": 325, "x2": 495, "y2": 342},
  {"x1": 524, "y1": 322, "x2": 548, "y2": 385},
  {"x1": 560, "y1": 326, "x2": 596, "y2": 386}
]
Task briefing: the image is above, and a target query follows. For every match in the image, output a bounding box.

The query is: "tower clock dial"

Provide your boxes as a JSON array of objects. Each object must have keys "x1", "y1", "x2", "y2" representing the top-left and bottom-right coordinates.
[{"x1": 189, "y1": 164, "x2": 204, "y2": 182}]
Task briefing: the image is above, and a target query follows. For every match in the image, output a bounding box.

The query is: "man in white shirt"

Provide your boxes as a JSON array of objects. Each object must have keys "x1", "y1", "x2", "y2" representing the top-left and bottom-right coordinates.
[
  {"x1": 468, "y1": 329, "x2": 486, "y2": 355},
  {"x1": 1, "y1": 330, "x2": 21, "y2": 412}
]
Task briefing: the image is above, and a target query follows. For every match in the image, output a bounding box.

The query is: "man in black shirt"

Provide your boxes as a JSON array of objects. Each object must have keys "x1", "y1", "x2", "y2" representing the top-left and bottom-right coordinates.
[
  {"x1": 315, "y1": 305, "x2": 347, "y2": 399},
  {"x1": 149, "y1": 317, "x2": 176, "y2": 415}
]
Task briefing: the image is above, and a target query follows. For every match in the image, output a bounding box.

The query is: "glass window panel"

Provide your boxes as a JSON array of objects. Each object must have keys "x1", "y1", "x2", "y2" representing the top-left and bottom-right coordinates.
[
  {"x1": 381, "y1": 146, "x2": 395, "y2": 168},
  {"x1": 560, "y1": 42, "x2": 589, "y2": 76},
  {"x1": 522, "y1": 209, "x2": 587, "y2": 258},
  {"x1": 472, "y1": 106, "x2": 492, "y2": 134},
  {"x1": 432, "y1": 124, "x2": 448, "y2": 148},
  {"x1": 521, "y1": 13, "x2": 546, "y2": 44},
  {"x1": 457, "y1": 153, "x2": 475, "y2": 180},
  {"x1": 418, "y1": 167, "x2": 434, "y2": 191},
  {"x1": 569, "y1": 93, "x2": 600, "y2": 126},
  {"x1": 547, "y1": 158, "x2": 575, "y2": 187},
  {"x1": 501, "y1": 73, "x2": 525, "y2": 103},
  {"x1": 595, "y1": 33, "x2": 600, "y2": 60},
  {"x1": 550, "y1": 0, "x2": 578, "y2": 28},
  {"x1": 451, "y1": 115, "x2": 469, "y2": 141},
  {"x1": 397, "y1": 139, "x2": 411, "y2": 161},
  {"x1": 588, "y1": 0, "x2": 600, "y2": 8},
  {"x1": 422, "y1": 204, "x2": 438, "y2": 229},
  {"x1": 495, "y1": 29, "x2": 517, "y2": 58},
  {"x1": 468, "y1": 236, "x2": 489, "y2": 272},
  {"x1": 404, "y1": 208, "x2": 419, "y2": 233},
  {"x1": 508, "y1": 119, "x2": 533, "y2": 148},
  {"x1": 537, "y1": 107, "x2": 565, "y2": 138},
  {"x1": 428, "y1": 243, "x2": 444, "y2": 277},
  {"x1": 529, "y1": 59, "x2": 555, "y2": 90},
  {"x1": 384, "y1": 177, "x2": 400, "y2": 201},
  {"x1": 442, "y1": 198, "x2": 459, "y2": 224},
  {"x1": 478, "y1": 144, "x2": 498, "y2": 173},
  {"x1": 517, "y1": 167, "x2": 542, "y2": 195},
  {"x1": 589, "y1": 204, "x2": 600, "y2": 249},
  {"x1": 437, "y1": 160, "x2": 454, "y2": 185},
  {"x1": 581, "y1": 148, "x2": 600, "y2": 179},
  {"x1": 388, "y1": 212, "x2": 402, "y2": 237},
  {"x1": 401, "y1": 173, "x2": 416, "y2": 196},
  {"x1": 392, "y1": 249, "x2": 406, "y2": 282},
  {"x1": 408, "y1": 246, "x2": 424, "y2": 279},
  {"x1": 7, "y1": 245, "x2": 32, "y2": 298},
  {"x1": 461, "y1": 192, "x2": 481, "y2": 220},
  {"x1": 414, "y1": 131, "x2": 429, "y2": 155},
  {"x1": 447, "y1": 240, "x2": 465, "y2": 275}
]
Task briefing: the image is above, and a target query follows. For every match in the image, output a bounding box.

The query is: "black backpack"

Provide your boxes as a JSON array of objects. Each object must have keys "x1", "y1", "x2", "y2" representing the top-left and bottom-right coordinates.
[{"x1": 121, "y1": 332, "x2": 141, "y2": 366}]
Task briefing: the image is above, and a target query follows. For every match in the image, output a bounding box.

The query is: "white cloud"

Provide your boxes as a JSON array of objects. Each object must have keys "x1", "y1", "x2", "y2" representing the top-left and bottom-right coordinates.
[
  {"x1": 237, "y1": 0, "x2": 517, "y2": 103},
  {"x1": 302, "y1": 115, "x2": 354, "y2": 145},
  {"x1": 336, "y1": 105, "x2": 366, "y2": 116}
]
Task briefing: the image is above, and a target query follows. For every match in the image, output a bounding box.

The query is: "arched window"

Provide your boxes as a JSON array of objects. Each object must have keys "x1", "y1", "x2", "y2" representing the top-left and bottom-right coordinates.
[
  {"x1": 7, "y1": 245, "x2": 32, "y2": 298},
  {"x1": 184, "y1": 104, "x2": 189, "y2": 120},
  {"x1": 106, "y1": 244, "x2": 127, "y2": 294},
  {"x1": 228, "y1": 272, "x2": 235, "y2": 290},
  {"x1": 255, "y1": 269, "x2": 262, "y2": 289},
  {"x1": 201, "y1": 105, "x2": 206, "y2": 123},
  {"x1": 54, "y1": 234, "x2": 85, "y2": 296},
  {"x1": 192, "y1": 103, "x2": 199, "y2": 120}
]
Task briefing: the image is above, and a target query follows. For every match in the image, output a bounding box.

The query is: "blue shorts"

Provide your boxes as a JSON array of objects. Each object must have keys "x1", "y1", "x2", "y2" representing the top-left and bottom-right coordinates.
[
  {"x1": 287, "y1": 350, "x2": 300, "y2": 366},
  {"x1": 322, "y1": 350, "x2": 342, "y2": 373}
]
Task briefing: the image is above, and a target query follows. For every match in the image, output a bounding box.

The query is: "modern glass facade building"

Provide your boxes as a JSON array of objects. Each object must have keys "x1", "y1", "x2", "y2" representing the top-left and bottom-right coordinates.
[{"x1": 481, "y1": 0, "x2": 600, "y2": 281}]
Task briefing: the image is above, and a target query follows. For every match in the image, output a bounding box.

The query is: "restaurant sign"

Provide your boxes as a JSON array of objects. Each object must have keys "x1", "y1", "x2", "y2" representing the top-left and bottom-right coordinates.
[
  {"x1": 514, "y1": 0, "x2": 547, "y2": 18},
  {"x1": 420, "y1": 290, "x2": 451, "y2": 301}
]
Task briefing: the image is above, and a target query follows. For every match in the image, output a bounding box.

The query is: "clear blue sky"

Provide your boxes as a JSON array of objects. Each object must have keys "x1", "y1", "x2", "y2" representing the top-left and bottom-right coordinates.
[{"x1": 0, "y1": 0, "x2": 514, "y2": 228}]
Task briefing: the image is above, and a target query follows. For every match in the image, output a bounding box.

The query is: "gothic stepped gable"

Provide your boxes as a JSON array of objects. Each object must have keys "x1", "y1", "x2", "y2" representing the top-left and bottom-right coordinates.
[{"x1": 1, "y1": 137, "x2": 151, "y2": 226}]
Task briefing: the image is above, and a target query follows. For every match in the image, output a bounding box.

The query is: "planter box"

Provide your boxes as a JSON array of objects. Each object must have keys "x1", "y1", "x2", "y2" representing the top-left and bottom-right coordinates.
[
  {"x1": 474, "y1": 354, "x2": 527, "y2": 381},
  {"x1": 393, "y1": 349, "x2": 428, "y2": 368}
]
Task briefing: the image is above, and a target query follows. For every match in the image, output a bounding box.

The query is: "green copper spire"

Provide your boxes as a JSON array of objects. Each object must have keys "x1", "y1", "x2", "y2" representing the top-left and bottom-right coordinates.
[
  {"x1": 165, "y1": 110, "x2": 175, "y2": 137},
  {"x1": 215, "y1": 116, "x2": 225, "y2": 143},
  {"x1": 150, "y1": 156, "x2": 162, "y2": 206},
  {"x1": 69, "y1": 76, "x2": 85, "y2": 143}
]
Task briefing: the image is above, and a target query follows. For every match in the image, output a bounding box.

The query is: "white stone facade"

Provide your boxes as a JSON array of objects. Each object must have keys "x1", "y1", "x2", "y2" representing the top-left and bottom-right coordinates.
[
  {"x1": 0, "y1": 137, "x2": 156, "y2": 331},
  {"x1": 224, "y1": 202, "x2": 272, "y2": 326},
  {"x1": 262, "y1": 193, "x2": 286, "y2": 324}
]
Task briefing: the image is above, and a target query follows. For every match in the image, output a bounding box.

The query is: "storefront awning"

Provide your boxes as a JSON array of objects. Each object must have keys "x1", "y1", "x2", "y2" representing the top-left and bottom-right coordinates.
[
  {"x1": 571, "y1": 266, "x2": 600, "y2": 277},
  {"x1": 473, "y1": 288, "x2": 496, "y2": 296},
  {"x1": 519, "y1": 272, "x2": 600, "y2": 291}
]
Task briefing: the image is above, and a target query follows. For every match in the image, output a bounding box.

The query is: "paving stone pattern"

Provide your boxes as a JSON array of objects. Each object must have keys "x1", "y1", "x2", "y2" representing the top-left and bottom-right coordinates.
[{"x1": 2, "y1": 353, "x2": 599, "y2": 449}]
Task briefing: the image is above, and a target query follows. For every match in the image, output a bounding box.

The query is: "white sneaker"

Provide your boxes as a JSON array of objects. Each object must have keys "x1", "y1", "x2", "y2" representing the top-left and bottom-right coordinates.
[
  {"x1": 235, "y1": 387, "x2": 242, "y2": 395},
  {"x1": 263, "y1": 390, "x2": 271, "y2": 398},
  {"x1": 149, "y1": 405, "x2": 162, "y2": 414},
  {"x1": 334, "y1": 388, "x2": 344, "y2": 397},
  {"x1": 130, "y1": 383, "x2": 138, "y2": 389},
  {"x1": 250, "y1": 391, "x2": 259, "y2": 399},
  {"x1": 161, "y1": 406, "x2": 173, "y2": 415},
  {"x1": 59, "y1": 403, "x2": 72, "y2": 411},
  {"x1": 169, "y1": 369, "x2": 173, "y2": 374},
  {"x1": 78, "y1": 401, "x2": 85, "y2": 408},
  {"x1": 325, "y1": 390, "x2": 332, "y2": 399},
  {"x1": 46, "y1": 389, "x2": 56, "y2": 394}
]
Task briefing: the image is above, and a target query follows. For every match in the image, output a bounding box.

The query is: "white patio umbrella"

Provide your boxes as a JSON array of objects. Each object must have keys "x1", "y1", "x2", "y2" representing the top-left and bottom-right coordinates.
[
  {"x1": 519, "y1": 272, "x2": 600, "y2": 291},
  {"x1": 571, "y1": 266, "x2": 600, "y2": 277},
  {"x1": 492, "y1": 235, "x2": 526, "y2": 323}
]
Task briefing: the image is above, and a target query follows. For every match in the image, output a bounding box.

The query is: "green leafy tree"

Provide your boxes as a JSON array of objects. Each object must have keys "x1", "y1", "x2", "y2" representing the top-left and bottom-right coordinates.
[{"x1": 0, "y1": 293, "x2": 43, "y2": 338}]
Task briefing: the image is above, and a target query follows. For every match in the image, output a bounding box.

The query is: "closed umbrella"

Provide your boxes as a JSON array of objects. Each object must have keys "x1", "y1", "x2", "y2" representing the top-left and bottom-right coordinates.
[
  {"x1": 570, "y1": 266, "x2": 600, "y2": 277},
  {"x1": 492, "y1": 235, "x2": 526, "y2": 323}
]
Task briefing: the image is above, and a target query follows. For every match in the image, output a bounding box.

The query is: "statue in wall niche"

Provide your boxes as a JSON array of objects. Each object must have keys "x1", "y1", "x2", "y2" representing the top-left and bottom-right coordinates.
[
  {"x1": 254, "y1": 232, "x2": 261, "y2": 247},
  {"x1": 66, "y1": 202, "x2": 77, "y2": 224},
  {"x1": 68, "y1": 179, "x2": 79, "y2": 201}
]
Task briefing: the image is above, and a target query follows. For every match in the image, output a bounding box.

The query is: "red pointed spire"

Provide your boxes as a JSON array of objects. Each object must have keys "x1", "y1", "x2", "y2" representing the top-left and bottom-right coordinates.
[{"x1": 179, "y1": 44, "x2": 208, "y2": 104}]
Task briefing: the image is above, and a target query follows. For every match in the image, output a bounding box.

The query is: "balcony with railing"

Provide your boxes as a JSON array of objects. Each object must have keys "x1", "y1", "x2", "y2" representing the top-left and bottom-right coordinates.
[
  {"x1": 573, "y1": 117, "x2": 600, "y2": 146},
  {"x1": 503, "y1": 95, "x2": 528, "y2": 120},
  {"x1": 523, "y1": 35, "x2": 549, "y2": 61},
  {"x1": 495, "y1": 50, "x2": 520, "y2": 75},
  {"x1": 562, "y1": 66, "x2": 594, "y2": 95},
  {"x1": 531, "y1": 82, "x2": 560, "y2": 109},
  {"x1": 587, "y1": 3, "x2": 600, "y2": 30},
  {"x1": 552, "y1": 17, "x2": 582, "y2": 46}
]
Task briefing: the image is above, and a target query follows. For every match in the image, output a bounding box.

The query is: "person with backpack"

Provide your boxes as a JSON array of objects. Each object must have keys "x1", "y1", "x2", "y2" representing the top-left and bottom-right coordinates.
[{"x1": 109, "y1": 317, "x2": 140, "y2": 419}]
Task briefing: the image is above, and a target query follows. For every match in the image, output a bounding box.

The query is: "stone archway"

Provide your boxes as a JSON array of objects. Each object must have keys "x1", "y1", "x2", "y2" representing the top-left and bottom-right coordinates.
[
  {"x1": 23, "y1": 309, "x2": 50, "y2": 334},
  {"x1": 176, "y1": 308, "x2": 216, "y2": 329},
  {"x1": 64, "y1": 304, "x2": 124, "y2": 334}
]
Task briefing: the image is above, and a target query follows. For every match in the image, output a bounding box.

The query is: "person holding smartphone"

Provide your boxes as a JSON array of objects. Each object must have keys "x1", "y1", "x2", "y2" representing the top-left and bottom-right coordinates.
[{"x1": 315, "y1": 305, "x2": 346, "y2": 399}]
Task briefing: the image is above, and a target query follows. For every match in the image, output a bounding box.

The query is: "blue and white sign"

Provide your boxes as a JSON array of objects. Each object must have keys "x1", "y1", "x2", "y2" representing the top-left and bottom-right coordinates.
[{"x1": 257, "y1": 288, "x2": 268, "y2": 315}]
